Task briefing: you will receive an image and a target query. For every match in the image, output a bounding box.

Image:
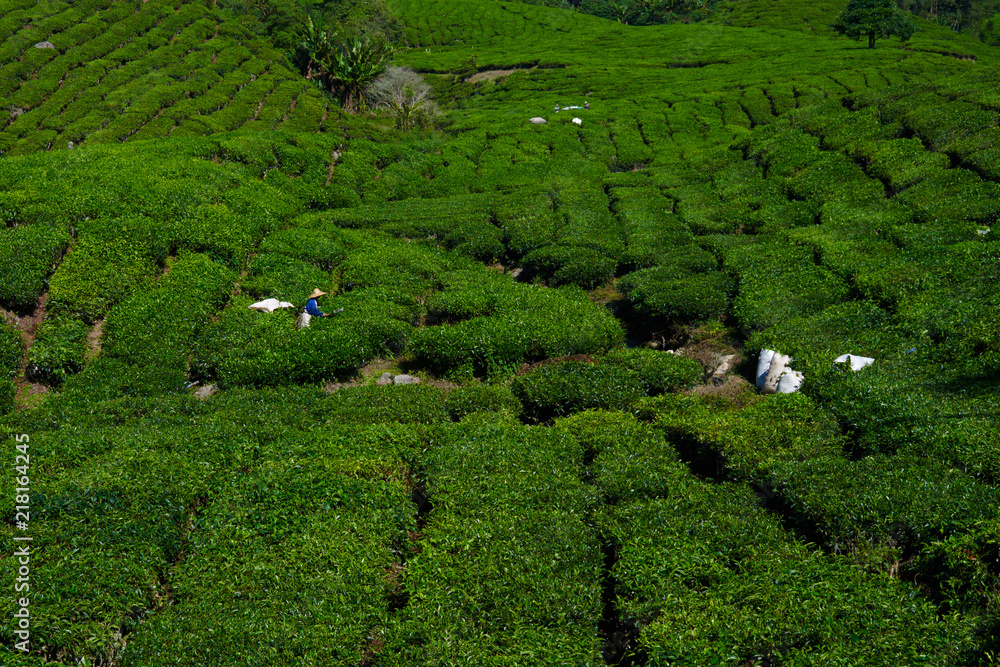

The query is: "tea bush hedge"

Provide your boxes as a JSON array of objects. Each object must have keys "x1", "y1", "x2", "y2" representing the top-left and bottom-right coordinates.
[
  {"x1": 47, "y1": 234, "x2": 161, "y2": 320},
  {"x1": 603, "y1": 487, "x2": 974, "y2": 664},
  {"x1": 521, "y1": 243, "x2": 616, "y2": 289},
  {"x1": 513, "y1": 361, "x2": 645, "y2": 423},
  {"x1": 0, "y1": 225, "x2": 69, "y2": 313},
  {"x1": 771, "y1": 454, "x2": 1000, "y2": 570},
  {"x1": 598, "y1": 347, "x2": 702, "y2": 395},
  {"x1": 120, "y1": 457, "x2": 415, "y2": 666},
  {"x1": 25, "y1": 313, "x2": 88, "y2": 385},
  {"x1": 410, "y1": 282, "x2": 623, "y2": 378},
  {"x1": 640, "y1": 392, "x2": 845, "y2": 482},
  {"x1": 0, "y1": 321, "x2": 21, "y2": 414},
  {"x1": 617, "y1": 265, "x2": 733, "y2": 323},
  {"x1": 385, "y1": 422, "x2": 602, "y2": 664}
]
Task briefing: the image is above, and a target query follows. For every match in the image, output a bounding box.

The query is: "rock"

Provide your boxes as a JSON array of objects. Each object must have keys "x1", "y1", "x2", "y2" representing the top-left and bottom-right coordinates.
[
  {"x1": 392, "y1": 374, "x2": 420, "y2": 385},
  {"x1": 35, "y1": 41, "x2": 56, "y2": 49},
  {"x1": 572, "y1": 117, "x2": 582, "y2": 125},
  {"x1": 376, "y1": 372, "x2": 394, "y2": 386},
  {"x1": 529, "y1": 117, "x2": 547, "y2": 124},
  {"x1": 68, "y1": 141, "x2": 74, "y2": 150},
  {"x1": 712, "y1": 354, "x2": 735, "y2": 378},
  {"x1": 194, "y1": 384, "x2": 218, "y2": 399},
  {"x1": 509, "y1": 267, "x2": 523, "y2": 279}
]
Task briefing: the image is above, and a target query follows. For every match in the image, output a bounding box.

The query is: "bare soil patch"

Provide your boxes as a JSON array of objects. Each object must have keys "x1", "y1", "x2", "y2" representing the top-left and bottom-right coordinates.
[
  {"x1": 465, "y1": 68, "x2": 526, "y2": 84},
  {"x1": 3, "y1": 291, "x2": 51, "y2": 408},
  {"x1": 85, "y1": 319, "x2": 104, "y2": 362}
]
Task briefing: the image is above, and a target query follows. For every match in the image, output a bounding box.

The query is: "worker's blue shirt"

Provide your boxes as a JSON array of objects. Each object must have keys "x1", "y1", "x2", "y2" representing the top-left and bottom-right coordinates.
[{"x1": 306, "y1": 298, "x2": 324, "y2": 317}]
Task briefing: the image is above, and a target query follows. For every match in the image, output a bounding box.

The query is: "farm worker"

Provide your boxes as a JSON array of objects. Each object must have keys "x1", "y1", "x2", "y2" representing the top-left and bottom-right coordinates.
[
  {"x1": 554, "y1": 103, "x2": 560, "y2": 112},
  {"x1": 306, "y1": 288, "x2": 329, "y2": 317},
  {"x1": 584, "y1": 101, "x2": 590, "y2": 110}
]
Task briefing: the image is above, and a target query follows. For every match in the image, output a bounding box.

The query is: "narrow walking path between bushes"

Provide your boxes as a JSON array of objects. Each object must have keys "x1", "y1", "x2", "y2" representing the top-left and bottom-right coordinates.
[{"x1": 3, "y1": 290, "x2": 50, "y2": 408}]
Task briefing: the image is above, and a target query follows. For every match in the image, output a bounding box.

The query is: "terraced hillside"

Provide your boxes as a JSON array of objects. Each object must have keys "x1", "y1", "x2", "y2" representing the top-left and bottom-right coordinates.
[
  {"x1": 2, "y1": 0, "x2": 1000, "y2": 664},
  {"x1": 0, "y1": 0, "x2": 339, "y2": 156}
]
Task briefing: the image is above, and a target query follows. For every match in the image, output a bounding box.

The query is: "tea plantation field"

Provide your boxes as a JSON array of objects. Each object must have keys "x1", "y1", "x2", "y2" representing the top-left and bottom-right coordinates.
[{"x1": 2, "y1": 0, "x2": 1000, "y2": 664}]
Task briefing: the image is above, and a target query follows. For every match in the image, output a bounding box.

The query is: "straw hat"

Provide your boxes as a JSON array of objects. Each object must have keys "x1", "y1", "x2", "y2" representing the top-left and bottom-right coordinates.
[{"x1": 308, "y1": 288, "x2": 327, "y2": 299}]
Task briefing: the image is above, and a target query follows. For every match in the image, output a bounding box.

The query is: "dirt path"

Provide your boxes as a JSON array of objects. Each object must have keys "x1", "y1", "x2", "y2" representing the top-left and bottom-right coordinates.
[{"x1": 2, "y1": 291, "x2": 50, "y2": 407}]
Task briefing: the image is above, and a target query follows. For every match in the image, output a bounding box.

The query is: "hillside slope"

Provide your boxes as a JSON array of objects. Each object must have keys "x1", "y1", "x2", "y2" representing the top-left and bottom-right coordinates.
[{"x1": 2, "y1": 0, "x2": 1000, "y2": 664}]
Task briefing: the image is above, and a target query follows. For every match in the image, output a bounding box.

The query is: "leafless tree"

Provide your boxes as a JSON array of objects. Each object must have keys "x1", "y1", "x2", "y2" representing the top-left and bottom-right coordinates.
[{"x1": 365, "y1": 67, "x2": 439, "y2": 129}]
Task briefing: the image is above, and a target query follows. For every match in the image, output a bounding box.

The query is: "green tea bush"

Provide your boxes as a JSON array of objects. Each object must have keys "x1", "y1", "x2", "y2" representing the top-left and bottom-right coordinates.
[
  {"x1": 520, "y1": 243, "x2": 616, "y2": 289},
  {"x1": 604, "y1": 486, "x2": 974, "y2": 664},
  {"x1": 726, "y1": 239, "x2": 850, "y2": 331},
  {"x1": 558, "y1": 409, "x2": 692, "y2": 503},
  {"x1": 600, "y1": 346, "x2": 703, "y2": 394},
  {"x1": 746, "y1": 300, "x2": 903, "y2": 371},
  {"x1": 119, "y1": 457, "x2": 414, "y2": 666},
  {"x1": 617, "y1": 266, "x2": 733, "y2": 323},
  {"x1": 193, "y1": 299, "x2": 374, "y2": 388},
  {"x1": 240, "y1": 252, "x2": 331, "y2": 302},
  {"x1": 25, "y1": 313, "x2": 88, "y2": 385},
  {"x1": 48, "y1": 234, "x2": 161, "y2": 320},
  {"x1": 513, "y1": 361, "x2": 645, "y2": 423},
  {"x1": 0, "y1": 321, "x2": 21, "y2": 414},
  {"x1": 444, "y1": 383, "x2": 521, "y2": 421},
  {"x1": 386, "y1": 422, "x2": 602, "y2": 664},
  {"x1": 320, "y1": 384, "x2": 449, "y2": 425},
  {"x1": 642, "y1": 391, "x2": 845, "y2": 482},
  {"x1": 0, "y1": 225, "x2": 69, "y2": 313},
  {"x1": 410, "y1": 283, "x2": 623, "y2": 378},
  {"x1": 771, "y1": 454, "x2": 1000, "y2": 570},
  {"x1": 339, "y1": 233, "x2": 472, "y2": 296}
]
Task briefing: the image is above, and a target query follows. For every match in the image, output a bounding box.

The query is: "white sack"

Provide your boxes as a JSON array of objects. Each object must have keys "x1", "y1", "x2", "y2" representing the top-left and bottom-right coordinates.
[
  {"x1": 756, "y1": 349, "x2": 776, "y2": 389},
  {"x1": 834, "y1": 353, "x2": 875, "y2": 371},
  {"x1": 776, "y1": 369, "x2": 804, "y2": 393},
  {"x1": 249, "y1": 298, "x2": 294, "y2": 313},
  {"x1": 761, "y1": 353, "x2": 790, "y2": 395}
]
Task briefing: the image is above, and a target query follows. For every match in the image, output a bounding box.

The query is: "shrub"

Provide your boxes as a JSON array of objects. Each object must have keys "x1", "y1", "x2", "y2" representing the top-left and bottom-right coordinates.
[
  {"x1": 48, "y1": 234, "x2": 160, "y2": 320},
  {"x1": 240, "y1": 252, "x2": 331, "y2": 303},
  {"x1": 600, "y1": 346, "x2": 703, "y2": 394},
  {"x1": 513, "y1": 361, "x2": 645, "y2": 423},
  {"x1": 604, "y1": 488, "x2": 972, "y2": 664},
  {"x1": 641, "y1": 392, "x2": 845, "y2": 482},
  {"x1": 444, "y1": 383, "x2": 521, "y2": 421},
  {"x1": 409, "y1": 283, "x2": 623, "y2": 378},
  {"x1": 520, "y1": 243, "x2": 616, "y2": 289},
  {"x1": 26, "y1": 314, "x2": 89, "y2": 385},
  {"x1": 320, "y1": 384, "x2": 449, "y2": 424},
  {"x1": 0, "y1": 225, "x2": 69, "y2": 313},
  {"x1": 617, "y1": 266, "x2": 733, "y2": 323},
  {"x1": 771, "y1": 454, "x2": 1000, "y2": 571}
]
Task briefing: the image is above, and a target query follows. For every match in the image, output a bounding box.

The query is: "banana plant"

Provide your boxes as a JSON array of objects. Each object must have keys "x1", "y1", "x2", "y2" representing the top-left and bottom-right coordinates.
[{"x1": 320, "y1": 36, "x2": 395, "y2": 113}]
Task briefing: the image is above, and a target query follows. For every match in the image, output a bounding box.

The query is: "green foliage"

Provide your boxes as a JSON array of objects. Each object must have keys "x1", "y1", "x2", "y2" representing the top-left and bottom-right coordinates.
[
  {"x1": 833, "y1": 0, "x2": 917, "y2": 47},
  {"x1": 641, "y1": 392, "x2": 845, "y2": 481},
  {"x1": 513, "y1": 360, "x2": 645, "y2": 422},
  {"x1": 409, "y1": 282, "x2": 624, "y2": 378},
  {"x1": 444, "y1": 383, "x2": 522, "y2": 421},
  {"x1": 521, "y1": 243, "x2": 617, "y2": 289},
  {"x1": 603, "y1": 486, "x2": 974, "y2": 663},
  {"x1": 48, "y1": 234, "x2": 161, "y2": 320},
  {"x1": 385, "y1": 422, "x2": 602, "y2": 664},
  {"x1": 772, "y1": 454, "x2": 1000, "y2": 569},
  {"x1": 26, "y1": 314, "x2": 88, "y2": 385},
  {"x1": 599, "y1": 346, "x2": 703, "y2": 394},
  {"x1": 0, "y1": 225, "x2": 69, "y2": 313}
]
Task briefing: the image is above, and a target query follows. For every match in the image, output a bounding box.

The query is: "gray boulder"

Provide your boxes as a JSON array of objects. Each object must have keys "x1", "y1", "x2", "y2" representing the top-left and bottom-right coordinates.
[
  {"x1": 392, "y1": 374, "x2": 420, "y2": 385},
  {"x1": 376, "y1": 372, "x2": 394, "y2": 386}
]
